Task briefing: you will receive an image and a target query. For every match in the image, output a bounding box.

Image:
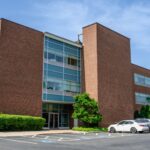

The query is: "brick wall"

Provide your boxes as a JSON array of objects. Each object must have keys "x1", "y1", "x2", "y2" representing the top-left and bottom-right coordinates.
[
  {"x1": 83, "y1": 23, "x2": 134, "y2": 126},
  {"x1": 0, "y1": 19, "x2": 44, "y2": 116}
]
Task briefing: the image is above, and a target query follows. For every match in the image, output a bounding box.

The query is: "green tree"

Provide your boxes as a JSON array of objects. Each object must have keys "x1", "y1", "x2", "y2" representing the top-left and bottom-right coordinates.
[
  {"x1": 72, "y1": 93, "x2": 102, "y2": 127},
  {"x1": 139, "y1": 105, "x2": 150, "y2": 118},
  {"x1": 139, "y1": 97, "x2": 150, "y2": 118}
]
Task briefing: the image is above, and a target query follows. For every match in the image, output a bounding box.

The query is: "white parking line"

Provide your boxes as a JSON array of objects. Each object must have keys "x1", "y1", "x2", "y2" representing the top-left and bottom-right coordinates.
[
  {"x1": 31, "y1": 135, "x2": 37, "y2": 138},
  {"x1": 58, "y1": 138, "x2": 80, "y2": 142},
  {"x1": 0, "y1": 138, "x2": 37, "y2": 145},
  {"x1": 44, "y1": 136, "x2": 49, "y2": 139},
  {"x1": 0, "y1": 133, "x2": 136, "y2": 145},
  {"x1": 58, "y1": 137, "x2": 63, "y2": 141}
]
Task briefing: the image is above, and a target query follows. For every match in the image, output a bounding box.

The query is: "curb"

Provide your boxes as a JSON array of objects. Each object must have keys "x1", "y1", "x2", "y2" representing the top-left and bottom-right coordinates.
[{"x1": 0, "y1": 130, "x2": 84, "y2": 137}]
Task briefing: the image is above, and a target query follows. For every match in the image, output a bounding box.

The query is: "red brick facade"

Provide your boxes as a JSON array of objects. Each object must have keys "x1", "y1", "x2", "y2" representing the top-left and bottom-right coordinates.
[
  {"x1": 0, "y1": 19, "x2": 150, "y2": 127},
  {"x1": 83, "y1": 23, "x2": 144, "y2": 126},
  {"x1": 0, "y1": 19, "x2": 43, "y2": 116}
]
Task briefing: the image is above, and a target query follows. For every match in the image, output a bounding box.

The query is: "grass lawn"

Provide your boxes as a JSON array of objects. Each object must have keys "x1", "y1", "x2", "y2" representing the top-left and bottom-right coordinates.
[{"x1": 72, "y1": 127, "x2": 108, "y2": 132}]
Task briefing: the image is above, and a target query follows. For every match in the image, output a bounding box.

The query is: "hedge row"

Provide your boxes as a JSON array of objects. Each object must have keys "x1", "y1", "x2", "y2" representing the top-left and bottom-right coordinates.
[
  {"x1": 72, "y1": 127, "x2": 108, "y2": 132},
  {"x1": 0, "y1": 114, "x2": 45, "y2": 131}
]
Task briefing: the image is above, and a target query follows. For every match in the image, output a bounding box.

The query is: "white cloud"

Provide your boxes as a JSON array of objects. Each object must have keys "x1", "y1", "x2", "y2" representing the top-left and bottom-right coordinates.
[
  {"x1": 32, "y1": 0, "x2": 150, "y2": 50},
  {"x1": 32, "y1": 1, "x2": 89, "y2": 40},
  {"x1": 31, "y1": 0, "x2": 150, "y2": 68}
]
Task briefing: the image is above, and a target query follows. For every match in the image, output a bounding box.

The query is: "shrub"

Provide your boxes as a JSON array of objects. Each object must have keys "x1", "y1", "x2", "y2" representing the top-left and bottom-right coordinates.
[
  {"x1": 134, "y1": 97, "x2": 150, "y2": 119},
  {"x1": 72, "y1": 93, "x2": 102, "y2": 127},
  {"x1": 72, "y1": 127, "x2": 108, "y2": 132},
  {"x1": 0, "y1": 114, "x2": 45, "y2": 131},
  {"x1": 139, "y1": 105, "x2": 150, "y2": 118}
]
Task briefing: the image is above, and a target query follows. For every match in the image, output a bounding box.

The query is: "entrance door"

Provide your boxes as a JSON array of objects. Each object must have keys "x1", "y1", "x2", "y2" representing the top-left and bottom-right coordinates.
[
  {"x1": 49, "y1": 113, "x2": 59, "y2": 129},
  {"x1": 42, "y1": 113, "x2": 49, "y2": 128}
]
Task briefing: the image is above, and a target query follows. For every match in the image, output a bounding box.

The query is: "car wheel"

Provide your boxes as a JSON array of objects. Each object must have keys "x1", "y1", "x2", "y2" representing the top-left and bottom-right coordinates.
[
  {"x1": 130, "y1": 127, "x2": 137, "y2": 133},
  {"x1": 110, "y1": 127, "x2": 116, "y2": 133}
]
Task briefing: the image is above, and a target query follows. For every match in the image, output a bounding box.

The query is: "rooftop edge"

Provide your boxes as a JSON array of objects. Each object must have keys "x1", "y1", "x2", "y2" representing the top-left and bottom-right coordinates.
[
  {"x1": 83, "y1": 22, "x2": 130, "y2": 40},
  {"x1": 45, "y1": 32, "x2": 82, "y2": 48},
  {"x1": 1, "y1": 18, "x2": 82, "y2": 48},
  {"x1": 132, "y1": 63, "x2": 150, "y2": 72},
  {"x1": 0, "y1": 18, "x2": 43, "y2": 33}
]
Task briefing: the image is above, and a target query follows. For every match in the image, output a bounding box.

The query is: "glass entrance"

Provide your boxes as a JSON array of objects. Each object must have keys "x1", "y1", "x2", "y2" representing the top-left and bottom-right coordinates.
[
  {"x1": 43, "y1": 112, "x2": 49, "y2": 128},
  {"x1": 42, "y1": 103, "x2": 71, "y2": 129},
  {"x1": 59, "y1": 113, "x2": 69, "y2": 127},
  {"x1": 49, "y1": 113, "x2": 59, "y2": 129}
]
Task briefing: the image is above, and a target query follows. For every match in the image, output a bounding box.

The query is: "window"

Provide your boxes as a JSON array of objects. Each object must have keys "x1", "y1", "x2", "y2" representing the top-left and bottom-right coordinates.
[
  {"x1": 118, "y1": 121, "x2": 126, "y2": 125},
  {"x1": 64, "y1": 44, "x2": 78, "y2": 57},
  {"x1": 70, "y1": 58, "x2": 77, "y2": 66},
  {"x1": 125, "y1": 121, "x2": 134, "y2": 124},
  {"x1": 134, "y1": 73, "x2": 150, "y2": 88},
  {"x1": 56, "y1": 55, "x2": 63, "y2": 62},
  {"x1": 64, "y1": 74, "x2": 78, "y2": 82},
  {"x1": 45, "y1": 52, "x2": 63, "y2": 63},
  {"x1": 47, "y1": 71, "x2": 63, "y2": 79},
  {"x1": 59, "y1": 113, "x2": 69, "y2": 127},
  {"x1": 44, "y1": 63, "x2": 63, "y2": 72},
  {"x1": 64, "y1": 68, "x2": 78, "y2": 76},
  {"x1": 63, "y1": 81, "x2": 80, "y2": 93},
  {"x1": 47, "y1": 94, "x2": 63, "y2": 101},
  {"x1": 45, "y1": 38, "x2": 63, "y2": 52},
  {"x1": 64, "y1": 96, "x2": 74, "y2": 102},
  {"x1": 135, "y1": 92, "x2": 150, "y2": 105},
  {"x1": 47, "y1": 81, "x2": 62, "y2": 90},
  {"x1": 48, "y1": 53, "x2": 55, "y2": 61},
  {"x1": 47, "y1": 82, "x2": 54, "y2": 89},
  {"x1": 145, "y1": 78, "x2": 150, "y2": 86},
  {"x1": 67, "y1": 57, "x2": 77, "y2": 66},
  {"x1": 44, "y1": 63, "x2": 80, "y2": 82}
]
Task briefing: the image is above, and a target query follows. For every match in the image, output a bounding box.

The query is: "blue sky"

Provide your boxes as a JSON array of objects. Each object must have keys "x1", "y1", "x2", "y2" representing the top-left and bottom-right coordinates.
[{"x1": 0, "y1": 0, "x2": 150, "y2": 69}]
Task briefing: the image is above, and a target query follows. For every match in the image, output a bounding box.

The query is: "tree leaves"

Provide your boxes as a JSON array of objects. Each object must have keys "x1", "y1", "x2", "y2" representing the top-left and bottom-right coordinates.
[{"x1": 72, "y1": 93, "x2": 102, "y2": 126}]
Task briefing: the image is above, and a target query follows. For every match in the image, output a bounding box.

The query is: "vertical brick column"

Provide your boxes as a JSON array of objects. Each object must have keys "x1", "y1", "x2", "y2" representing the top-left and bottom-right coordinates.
[{"x1": 83, "y1": 23, "x2": 134, "y2": 126}]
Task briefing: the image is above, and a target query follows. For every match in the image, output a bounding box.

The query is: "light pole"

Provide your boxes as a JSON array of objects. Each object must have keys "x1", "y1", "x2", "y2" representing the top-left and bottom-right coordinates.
[{"x1": 77, "y1": 34, "x2": 82, "y2": 44}]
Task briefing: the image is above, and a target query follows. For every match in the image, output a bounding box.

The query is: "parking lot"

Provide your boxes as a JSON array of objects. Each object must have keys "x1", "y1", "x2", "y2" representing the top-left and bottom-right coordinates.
[
  {"x1": 0, "y1": 132, "x2": 135, "y2": 144},
  {"x1": 1, "y1": 132, "x2": 150, "y2": 150}
]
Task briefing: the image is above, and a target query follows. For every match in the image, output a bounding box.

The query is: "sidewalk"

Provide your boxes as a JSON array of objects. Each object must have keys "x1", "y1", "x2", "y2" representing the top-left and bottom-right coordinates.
[{"x1": 0, "y1": 130, "x2": 83, "y2": 137}]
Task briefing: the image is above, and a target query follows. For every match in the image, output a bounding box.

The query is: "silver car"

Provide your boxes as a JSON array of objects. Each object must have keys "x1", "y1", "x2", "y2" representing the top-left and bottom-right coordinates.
[{"x1": 135, "y1": 118, "x2": 150, "y2": 132}]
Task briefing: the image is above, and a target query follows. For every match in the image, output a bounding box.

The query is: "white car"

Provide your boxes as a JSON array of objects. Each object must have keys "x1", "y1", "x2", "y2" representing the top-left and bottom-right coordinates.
[
  {"x1": 108, "y1": 120, "x2": 149, "y2": 133},
  {"x1": 135, "y1": 118, "x2": 150, "y2": 131}
]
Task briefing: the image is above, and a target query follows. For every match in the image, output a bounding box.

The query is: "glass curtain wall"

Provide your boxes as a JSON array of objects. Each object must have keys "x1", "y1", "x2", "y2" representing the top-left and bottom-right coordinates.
[{"x1": 42, "y1": 35, "x2": 81, "y2": 103}]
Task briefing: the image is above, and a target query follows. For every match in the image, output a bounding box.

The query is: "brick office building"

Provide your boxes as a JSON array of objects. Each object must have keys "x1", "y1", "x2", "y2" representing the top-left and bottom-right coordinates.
[{"x1": 0, "y1": 18, "x2": 150, "y2": 128}]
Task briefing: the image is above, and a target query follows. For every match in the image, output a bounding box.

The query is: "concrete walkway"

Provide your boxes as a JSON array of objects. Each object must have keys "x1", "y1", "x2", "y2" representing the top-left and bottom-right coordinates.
[{"x1": 0, "y1": 130, "x2": 83, "y2": 137}]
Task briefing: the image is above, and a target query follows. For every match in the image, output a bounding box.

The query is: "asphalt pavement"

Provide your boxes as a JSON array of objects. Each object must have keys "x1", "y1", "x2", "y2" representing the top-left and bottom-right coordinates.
[{"x1": 0, "y1": 132, "x2": 150, "y2": 150}]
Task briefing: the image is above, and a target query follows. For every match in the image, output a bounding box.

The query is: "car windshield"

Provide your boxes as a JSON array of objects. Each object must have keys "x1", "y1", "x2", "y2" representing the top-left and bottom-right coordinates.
[{"x1": 135, "y1": 120, "x2": 149, "y2": 123}]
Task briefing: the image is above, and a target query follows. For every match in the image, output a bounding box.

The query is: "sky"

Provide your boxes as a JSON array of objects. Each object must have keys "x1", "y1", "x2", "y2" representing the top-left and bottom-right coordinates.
[{"x1": 0, "y1": 0, "x2": 150, "y2": 69}]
